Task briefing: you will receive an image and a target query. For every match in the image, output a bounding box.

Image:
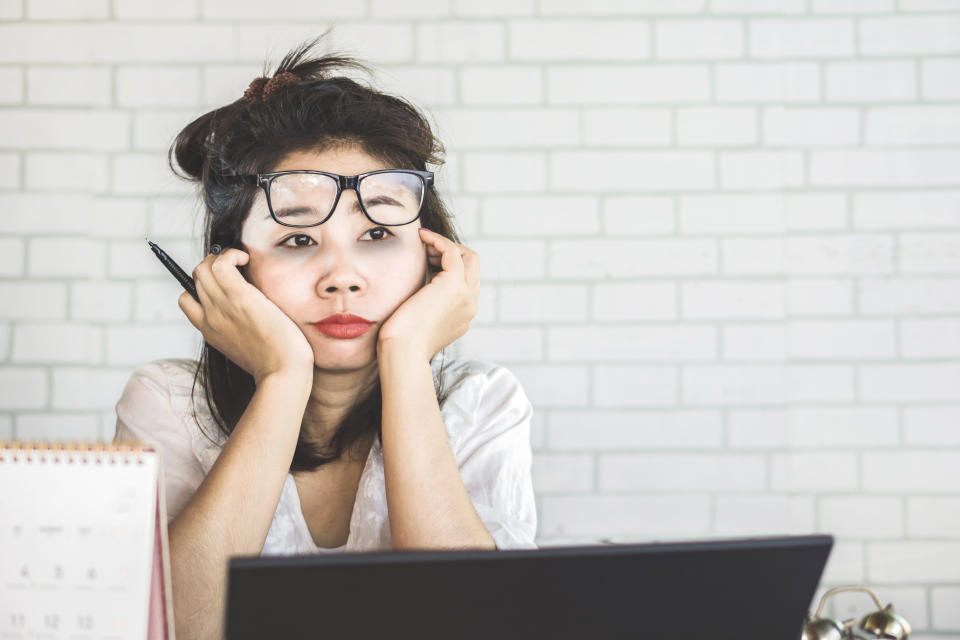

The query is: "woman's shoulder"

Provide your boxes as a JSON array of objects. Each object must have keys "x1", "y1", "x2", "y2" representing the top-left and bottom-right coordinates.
[
  {"x1": 135, "y1": 358, "x2": 219, "y2": 424},
  {"x1": 129, "y1": 358, "x2": 200, "y2": 385},
  {"x1": 433, "y1": 354, "x2": 525, "y2": 399},
  {"x1": 116, "y1": 358, "x2": 226, "y2": 468},
  {"x1": 431, "y1": 353, "x2": 532, "y2": 446},
  {"x1": 115, "y1": 358, "x2": 199, "y2": 410}
]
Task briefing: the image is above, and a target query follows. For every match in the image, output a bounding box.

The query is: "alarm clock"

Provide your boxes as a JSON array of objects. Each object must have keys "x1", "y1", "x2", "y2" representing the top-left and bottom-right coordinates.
[{"x1": 801, "y1": 586, "x2": 911, "y2": 640}]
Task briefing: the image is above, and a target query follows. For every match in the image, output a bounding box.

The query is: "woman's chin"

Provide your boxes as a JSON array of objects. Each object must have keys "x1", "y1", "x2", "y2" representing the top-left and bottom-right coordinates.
[{"x1": 310, "y1": 344, "x2": 378, "y2": 372}]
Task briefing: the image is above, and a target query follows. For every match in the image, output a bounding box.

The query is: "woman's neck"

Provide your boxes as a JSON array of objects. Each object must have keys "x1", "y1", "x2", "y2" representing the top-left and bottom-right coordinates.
[{"x1": 300, "y1": 360, "x2": 378, "y2": 444}]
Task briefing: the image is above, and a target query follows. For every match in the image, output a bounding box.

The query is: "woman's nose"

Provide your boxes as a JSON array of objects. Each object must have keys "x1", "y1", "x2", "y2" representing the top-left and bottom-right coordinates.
[
  {"x1": 315, "y1": 248, "x2": 364, "y2": 291},
  {"x1": 312, "y1": 193, "x2": 371, "y2": 294},
  {"x1": 314, "y1": 245, "x2": 365, "y2": 295}
]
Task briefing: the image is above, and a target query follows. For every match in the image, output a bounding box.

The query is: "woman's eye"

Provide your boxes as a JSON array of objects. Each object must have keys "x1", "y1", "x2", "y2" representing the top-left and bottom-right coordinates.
[
  {"x1": 280, "y1": 234, "x2": 314, "y2": 248},
  {"x1": 361, "y1": 227, "x2": 394, "y2": 242},
  {"x1": 279, "y1": 227, "x2": 393, "y2": 247}
]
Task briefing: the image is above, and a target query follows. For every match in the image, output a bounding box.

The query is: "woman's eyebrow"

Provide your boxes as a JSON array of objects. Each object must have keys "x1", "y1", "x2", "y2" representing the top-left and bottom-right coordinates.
[{"x1": 265, "y1": 203, "x2": 368, "y2": 220}]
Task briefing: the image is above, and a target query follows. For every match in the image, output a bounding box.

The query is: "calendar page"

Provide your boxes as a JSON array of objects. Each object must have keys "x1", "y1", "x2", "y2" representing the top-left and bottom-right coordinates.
[{"x1": 0, "y1": 443, "x2": 171, "y2": 639}]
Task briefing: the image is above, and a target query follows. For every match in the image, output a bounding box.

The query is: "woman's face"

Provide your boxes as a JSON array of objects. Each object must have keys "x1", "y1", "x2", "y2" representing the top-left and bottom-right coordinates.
[{"x1": 239, "y1": 145, "x2": 428, "y2": 371}]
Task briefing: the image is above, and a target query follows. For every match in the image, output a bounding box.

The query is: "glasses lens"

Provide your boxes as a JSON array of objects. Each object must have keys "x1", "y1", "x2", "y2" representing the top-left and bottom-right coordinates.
[
  {"x1": 358, "y1": 172, "x2": 424, "y2": 225},
  {"x1": 268, "y1": 173, "x2": 338, "y2": 227}
]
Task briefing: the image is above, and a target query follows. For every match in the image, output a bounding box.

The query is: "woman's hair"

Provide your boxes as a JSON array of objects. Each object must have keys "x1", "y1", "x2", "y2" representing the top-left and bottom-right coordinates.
[{"x1": 168, "y1": 32, "x2": 461, "y2": 472}]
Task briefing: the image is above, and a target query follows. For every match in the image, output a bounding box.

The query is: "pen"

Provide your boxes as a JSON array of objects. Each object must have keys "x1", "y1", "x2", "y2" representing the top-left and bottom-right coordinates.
[{"x1": 146, "y1": 238, "x2": 199, "y2": 303}]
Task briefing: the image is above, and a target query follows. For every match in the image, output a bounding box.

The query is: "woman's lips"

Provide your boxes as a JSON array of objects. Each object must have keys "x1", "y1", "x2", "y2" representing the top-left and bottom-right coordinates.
[{"x1": 312, "y1": 322, "x2": 373, "y2": 339}]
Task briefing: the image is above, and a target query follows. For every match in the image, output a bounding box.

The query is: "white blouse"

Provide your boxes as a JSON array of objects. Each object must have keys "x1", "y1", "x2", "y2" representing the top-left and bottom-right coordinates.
[{"x1": 112, "y1": 354, "x2": 538, "y2": 555}]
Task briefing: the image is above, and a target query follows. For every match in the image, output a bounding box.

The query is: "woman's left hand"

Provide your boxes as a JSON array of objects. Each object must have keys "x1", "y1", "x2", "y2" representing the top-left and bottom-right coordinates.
[{"x1": 377, "y1": 227, "x2": 480, "y2": 362}]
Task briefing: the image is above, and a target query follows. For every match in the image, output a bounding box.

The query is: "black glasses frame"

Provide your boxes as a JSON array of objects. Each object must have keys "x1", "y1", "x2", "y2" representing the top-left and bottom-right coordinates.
[{"x1": 225, "y1": 169, "x2": 435, "y2": 228}]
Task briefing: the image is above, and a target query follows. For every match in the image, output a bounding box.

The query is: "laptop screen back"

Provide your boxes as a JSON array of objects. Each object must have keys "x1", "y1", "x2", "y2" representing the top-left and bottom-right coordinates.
[{"x1": 225, "y1": 534, "x2": 832, "y2": 640}]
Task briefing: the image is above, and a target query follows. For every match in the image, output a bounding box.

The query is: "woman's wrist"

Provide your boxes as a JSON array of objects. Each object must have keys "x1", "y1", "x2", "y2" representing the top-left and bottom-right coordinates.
[
  {"x1": 255, "y1": 365, "x2": 313, "y2": 397},
  {"x1": 377, "y1": 338, "x2": 432, "y2": 369}
]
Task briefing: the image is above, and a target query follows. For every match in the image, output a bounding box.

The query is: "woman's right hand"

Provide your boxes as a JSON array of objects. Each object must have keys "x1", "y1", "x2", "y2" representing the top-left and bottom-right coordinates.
[{"x1": 178, "y1": 248, "x2": 315, "y2": 386}]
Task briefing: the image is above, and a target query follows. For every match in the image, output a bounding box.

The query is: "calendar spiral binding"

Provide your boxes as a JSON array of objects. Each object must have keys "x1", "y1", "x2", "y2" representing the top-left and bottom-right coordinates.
[{"x1": 0, "y1": 440, "x2": 155, "y2": 465}]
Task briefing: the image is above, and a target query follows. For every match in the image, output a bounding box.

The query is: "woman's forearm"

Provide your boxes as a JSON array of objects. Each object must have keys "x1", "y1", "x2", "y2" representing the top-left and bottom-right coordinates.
[
  {"x1": 167, "y1": 369, "x2": 312, "y2": 640},
  {"x1": 378, "y1": 345, "x2": 496, "y2": 550}
]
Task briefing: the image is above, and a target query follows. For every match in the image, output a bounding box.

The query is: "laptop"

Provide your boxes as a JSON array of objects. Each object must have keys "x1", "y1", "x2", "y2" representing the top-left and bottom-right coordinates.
[{"x1": 224, "y1": 533, "x2": 832, "y2": 640}]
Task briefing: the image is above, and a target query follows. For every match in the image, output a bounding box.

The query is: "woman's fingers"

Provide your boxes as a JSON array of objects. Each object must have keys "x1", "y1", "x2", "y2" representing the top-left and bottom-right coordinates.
[
  {"x1": 461, "y1": 248, "x2": 481, "y2": 294},
  {"x1": 419, "y1": 227, "x2": 464, "y2": 280},
  {"x1": 193, "y1": 274, "x2": 217, "y2": 316},
  {"x1": 419, "y1": 228, "x2": 480, "y2": 306},
  {"x1": 178, "y1": 290, "x2": 202, "y2": 329},
  {"x1": 192, "y1": 248, "x2": 249, "y2": 309},
  {"x1": 191, "y1": 257, "x2": 225, "y2": 309},
  {"x1": 210, "y1": 248, "x2": 250, "y2": 295}
]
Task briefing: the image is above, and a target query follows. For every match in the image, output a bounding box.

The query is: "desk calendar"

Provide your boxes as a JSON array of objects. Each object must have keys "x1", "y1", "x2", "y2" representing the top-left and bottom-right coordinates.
[{"x1": 0, "y1": 441, "x2": 174, "y2": 639}]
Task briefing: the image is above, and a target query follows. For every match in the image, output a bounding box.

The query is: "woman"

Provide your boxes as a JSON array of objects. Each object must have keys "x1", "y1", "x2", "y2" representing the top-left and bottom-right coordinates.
[{"x1": 112, "y1": 36, "x2": 537, "y2": 639}]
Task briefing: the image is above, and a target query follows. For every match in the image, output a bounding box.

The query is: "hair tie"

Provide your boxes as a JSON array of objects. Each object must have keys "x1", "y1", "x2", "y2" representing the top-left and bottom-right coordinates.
[{"x1": 242, "y1": 72, "x2": 299, "y2": 104}]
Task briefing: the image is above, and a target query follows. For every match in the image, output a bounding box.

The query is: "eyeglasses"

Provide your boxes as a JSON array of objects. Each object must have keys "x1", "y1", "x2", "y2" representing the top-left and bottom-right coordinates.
[{"x1": 225, "y1": 169, "x2": 434, "y2": 228}]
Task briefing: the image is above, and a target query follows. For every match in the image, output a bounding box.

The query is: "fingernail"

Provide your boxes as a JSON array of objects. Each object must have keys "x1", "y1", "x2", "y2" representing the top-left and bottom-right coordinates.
[{"x1": 210, "y1": 244, "x2": 222, "y2": 254}]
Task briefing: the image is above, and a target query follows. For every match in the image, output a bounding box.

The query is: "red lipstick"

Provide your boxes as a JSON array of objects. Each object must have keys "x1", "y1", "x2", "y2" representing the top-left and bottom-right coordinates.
[{"x1": 312, "y1": 314, "x2": 374, "y2": 339}]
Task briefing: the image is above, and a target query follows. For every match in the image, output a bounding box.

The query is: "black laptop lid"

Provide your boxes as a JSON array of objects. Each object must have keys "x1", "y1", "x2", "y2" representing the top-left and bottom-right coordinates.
[{"x1": 225, "y1": 534, "x2": 832, "y2": 640}]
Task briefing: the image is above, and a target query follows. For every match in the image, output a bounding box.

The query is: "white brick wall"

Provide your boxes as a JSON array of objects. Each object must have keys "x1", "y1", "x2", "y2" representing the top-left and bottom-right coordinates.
[{"x1": 2, "y1": 2, "x2": 960, "y2": 633}]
